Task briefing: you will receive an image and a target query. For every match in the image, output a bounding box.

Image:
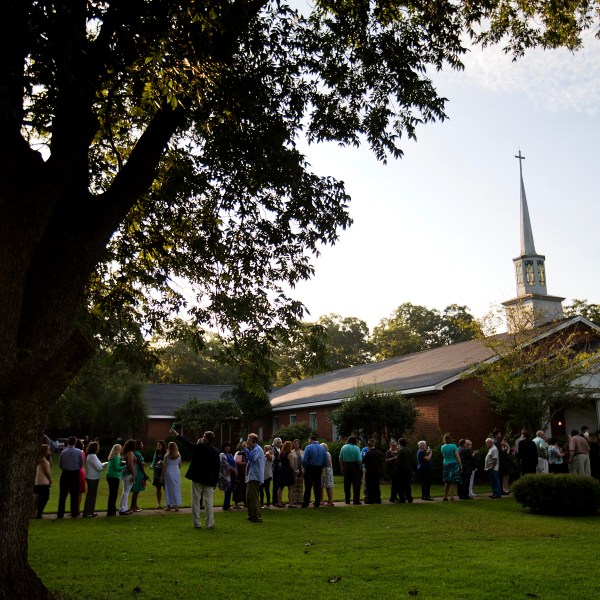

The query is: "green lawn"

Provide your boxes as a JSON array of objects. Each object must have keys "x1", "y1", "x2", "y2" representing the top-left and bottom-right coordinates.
[{"x1": 29, "y1": 463, "x2": 600, "y2": 599}]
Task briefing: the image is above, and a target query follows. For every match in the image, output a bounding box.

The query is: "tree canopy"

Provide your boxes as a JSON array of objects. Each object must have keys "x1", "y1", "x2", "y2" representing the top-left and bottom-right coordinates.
[
  {"x1": 564, "y1": 299, "x2": 600, "y2": 327},
  {"x1": 472, "y1": 310, "x2": 600, "y2": 433},
  {"x1": 174, "y1": 398, "x2": 242, "y2": 438},
  {"x1": 331, "y1": 385, "x2": 418, "y2": 443},
  {"x1": 372, "y1": 303, "x2": 477, "y2": 359}
]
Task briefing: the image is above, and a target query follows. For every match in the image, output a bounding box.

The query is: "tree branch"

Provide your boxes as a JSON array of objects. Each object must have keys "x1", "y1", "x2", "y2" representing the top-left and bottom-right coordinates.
[
  {"x1": 0, "y1": 0, "x2": 30, "y2": 140},
  {"x1": 93, "y1": 104, "x2": 185, "y2": 237}
]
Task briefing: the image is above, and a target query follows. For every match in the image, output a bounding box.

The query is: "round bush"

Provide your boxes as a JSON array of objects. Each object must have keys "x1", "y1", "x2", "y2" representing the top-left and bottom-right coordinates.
[{"x1": 511, "y1": 473, "x2": 600, "y2": 515}]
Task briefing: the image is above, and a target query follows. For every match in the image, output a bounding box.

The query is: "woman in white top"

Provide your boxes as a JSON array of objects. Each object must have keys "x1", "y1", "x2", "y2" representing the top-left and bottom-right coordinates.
[
  {"x1": 320, "y1": 443, "x2": 334, "y2": 506},
  {"x1": 83, "y1": 441, "x2": 104, "y2": 517},
  {"x1": 260, "y1": 445, "x2": 273, "y2": 508}
]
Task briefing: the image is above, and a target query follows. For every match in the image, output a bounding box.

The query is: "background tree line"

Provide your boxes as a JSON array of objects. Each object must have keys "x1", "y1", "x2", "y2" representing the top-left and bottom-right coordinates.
[{"x1": 49, "y1": 299, "x2": 600, "y2": 438}]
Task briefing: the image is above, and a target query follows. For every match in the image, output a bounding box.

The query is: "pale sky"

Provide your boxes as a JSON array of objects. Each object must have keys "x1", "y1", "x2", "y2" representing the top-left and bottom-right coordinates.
[{"x1": 290, "y1": 34, "x2": 600, "y2": 331}]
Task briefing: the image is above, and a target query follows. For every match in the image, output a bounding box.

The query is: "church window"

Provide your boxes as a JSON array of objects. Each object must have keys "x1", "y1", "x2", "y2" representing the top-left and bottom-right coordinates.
[
  {"x1": 309, "y1": 412, "x2": 317, "y2": 431},
  {"x1": 525, "y1": 260, "x2": 535, "y2": 285},
  {"x1": 537, "y1": 260, "x2": 546, "y2": 285},
  {"x1": 515, "y1": 262, "x2": 523, "y2": 286},
  {"x1": 289, "y1": 414, "x2": 296, "y2": 425}
]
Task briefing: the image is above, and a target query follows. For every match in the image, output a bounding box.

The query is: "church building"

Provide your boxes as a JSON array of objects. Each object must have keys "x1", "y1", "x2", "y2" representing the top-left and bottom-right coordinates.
[{"x1": 250, "y1": 153, "x2": 600, "y2": 444}]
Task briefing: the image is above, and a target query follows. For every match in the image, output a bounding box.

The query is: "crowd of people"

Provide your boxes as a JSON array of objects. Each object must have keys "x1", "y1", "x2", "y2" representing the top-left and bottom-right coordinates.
[{"x1": 34, "y1": 424, "x2": 600, "y2": 526}]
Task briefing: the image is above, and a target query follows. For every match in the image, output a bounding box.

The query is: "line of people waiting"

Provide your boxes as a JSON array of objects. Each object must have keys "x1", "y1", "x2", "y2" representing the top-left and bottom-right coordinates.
[{"x1": 34, "y1": 425, "x2": 600, "y2": 520}]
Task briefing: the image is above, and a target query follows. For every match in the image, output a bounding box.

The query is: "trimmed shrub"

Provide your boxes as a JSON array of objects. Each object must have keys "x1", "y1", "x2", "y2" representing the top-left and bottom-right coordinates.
[
  {"x1": 272, "y1": 423, "x2": 314, "y2": 445},
  {"x1": 511, "y1": 474, "x2": 600, "y2": 515},
  {"x1": 327, "y1": 441, "x2": 345, "y2": 475}
]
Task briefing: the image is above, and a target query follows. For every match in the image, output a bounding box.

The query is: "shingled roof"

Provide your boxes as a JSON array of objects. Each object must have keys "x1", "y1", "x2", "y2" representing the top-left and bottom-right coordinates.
[
  {"x1": 270, "y1": 315, "x2": 600, "y2": 411},
  {"x1": 270, "y1": 338, "x2": 494, "y2": 410},
  {"x1": 145, "y1": 384, "x2": 234, "y2": 418}
]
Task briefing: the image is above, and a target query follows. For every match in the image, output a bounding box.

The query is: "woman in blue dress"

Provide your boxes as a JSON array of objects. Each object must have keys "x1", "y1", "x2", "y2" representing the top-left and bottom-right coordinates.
[
  {"x1": 440, "y1": 433, "x2": 462, "y2": 502},
  {"x1": 162, "y1": 441, "x2": 182, "y2": 511}
]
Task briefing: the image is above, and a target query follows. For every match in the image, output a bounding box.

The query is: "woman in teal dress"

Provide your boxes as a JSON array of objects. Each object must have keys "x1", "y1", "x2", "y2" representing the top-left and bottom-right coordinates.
[
  {"x1": 130, "y1": 439, "x2": 148, "y2": 512},
  {"x1": 440, "y1": 433, "x2": 462, "y2": 502}
]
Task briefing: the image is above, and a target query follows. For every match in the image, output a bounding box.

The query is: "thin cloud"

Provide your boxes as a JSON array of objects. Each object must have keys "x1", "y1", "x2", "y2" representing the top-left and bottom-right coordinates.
[{"x1": 439, "y1": 32, "x2": 600, "y2": 115}]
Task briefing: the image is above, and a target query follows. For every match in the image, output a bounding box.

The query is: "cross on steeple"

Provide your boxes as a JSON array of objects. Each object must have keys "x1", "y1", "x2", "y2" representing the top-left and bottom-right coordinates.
[{"x1": 515, "y1": 150, "x2": 525, "y2": 175}]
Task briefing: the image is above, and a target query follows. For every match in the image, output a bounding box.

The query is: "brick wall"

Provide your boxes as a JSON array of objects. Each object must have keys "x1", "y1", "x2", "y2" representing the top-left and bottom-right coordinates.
[
  {"x1": 252, "y1": 407, "x2": 337, "y2": 442},
  {"x1": 437, "y1": 377, "x2": 504, "y2": 446},
  {"x1": 256, "y1": 377, "x2": 505, "y2": 445}
]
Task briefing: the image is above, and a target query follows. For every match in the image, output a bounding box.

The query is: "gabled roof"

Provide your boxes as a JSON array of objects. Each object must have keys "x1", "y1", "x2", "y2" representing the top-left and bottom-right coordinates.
[
  {"x1": 270, "y1": 316, "x2": 600, "y2": 411},
  {"x1": 270, "y1": 339, "x2": 493, "y2": 411},
  {"x1": 145, "y1": 384, "x2": 234, "y2": 418}
]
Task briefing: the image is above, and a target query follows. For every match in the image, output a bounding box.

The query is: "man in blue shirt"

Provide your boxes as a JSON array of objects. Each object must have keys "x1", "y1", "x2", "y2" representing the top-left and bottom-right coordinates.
[
  {"x1": 57, "y1": 436, "x2": 83, "y2": 518},
  {"x1": 244, "y1": 433, "x2": 265, "y2": 522},
  {"x1": 301, "y1": 435, "x2": 328, "y2": 508}
]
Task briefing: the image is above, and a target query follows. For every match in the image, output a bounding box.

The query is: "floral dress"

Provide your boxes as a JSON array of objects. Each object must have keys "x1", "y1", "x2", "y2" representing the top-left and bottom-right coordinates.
[{"x1": 321, "y1": 452, "x2": 334, "y2": 489}]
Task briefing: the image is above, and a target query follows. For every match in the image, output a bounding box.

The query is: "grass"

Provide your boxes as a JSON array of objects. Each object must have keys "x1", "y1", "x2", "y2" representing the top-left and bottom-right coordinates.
[{"x1": 29, "y1": 464, "x2": 600, "y2": 599}]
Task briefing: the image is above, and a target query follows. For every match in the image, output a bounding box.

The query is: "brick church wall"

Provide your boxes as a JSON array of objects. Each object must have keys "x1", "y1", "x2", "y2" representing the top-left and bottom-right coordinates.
[
  {"x1": 436, "y1": 377, "x2": 503, "y2": 445},
  {"x1": 256, "y1": 377, "x2": 504, "y2": 445}
]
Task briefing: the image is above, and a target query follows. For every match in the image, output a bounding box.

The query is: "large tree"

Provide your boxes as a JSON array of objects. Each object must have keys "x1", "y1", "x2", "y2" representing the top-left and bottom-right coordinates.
[
  {"x1": 2, "y1": 1, "x2": 599, "y2": 597},
  {"x1": 319, "y1": 313, "x2": 373, "y2": 370},
  {"x1": 472, "y1": 310, "x2": 600, "y2": 433},
  {"x1": 564, "y1": 299, "x2": 600, "y2": 327},
  {"x1": 152, "y1": 326, "x2": 238, "y2": 385},
  {"x1": 272, "y1": 314, "x2": 371, "y2": 386},
  {"x1": 174, "y1": 397, "x2": 242, "y2": 437},
  {"x1": 331, "y1": 385, "x2": 418, "y2": 443},
  {"x1": 372, "y1": 302, "x2": 477, "y2": 359}
]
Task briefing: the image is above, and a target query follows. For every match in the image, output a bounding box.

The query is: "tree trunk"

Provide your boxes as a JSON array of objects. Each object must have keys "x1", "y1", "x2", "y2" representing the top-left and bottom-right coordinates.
[
  {"x1": 0, "y1": 432, "x2": 52, "y2": 600},
  {"x1": 0, "y1": 332, "x2": 94, "y2": 599}
]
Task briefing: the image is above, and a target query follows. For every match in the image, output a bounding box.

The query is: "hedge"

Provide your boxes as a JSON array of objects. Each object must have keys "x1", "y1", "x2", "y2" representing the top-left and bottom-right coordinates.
[{"x1": 511, "y1": 473, "x2": 600, "y2": 515}]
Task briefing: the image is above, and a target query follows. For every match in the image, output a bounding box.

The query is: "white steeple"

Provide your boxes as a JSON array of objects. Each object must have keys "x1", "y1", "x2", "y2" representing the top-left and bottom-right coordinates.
[
  {"x1": 518, "y1": 152, "x2": 536, "y2": 256},
  {"x1": 502, "y1": 151, "x2": 564, "y2": 331}
]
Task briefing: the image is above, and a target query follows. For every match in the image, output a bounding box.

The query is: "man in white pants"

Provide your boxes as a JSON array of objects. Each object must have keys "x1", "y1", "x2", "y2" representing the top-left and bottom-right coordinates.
[{"x1": 171, "y1": 428, "x2": 220, "y2": 529}]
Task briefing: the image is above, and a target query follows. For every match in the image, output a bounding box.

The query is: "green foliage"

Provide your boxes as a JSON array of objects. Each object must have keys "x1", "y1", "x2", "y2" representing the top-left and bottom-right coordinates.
[
  {"x1": 372, "y1": 303, "x2": 477, "y2": 360},
  {"x1": 318, "y1": 314, "x2": 373, "y2": 370},
  {"x1": 473, "y1": 313, "x2": 600, "y2": 432},
  {"x1": 152, "y1": 329, "x2": 237, "y2": 384},
  {"x1": 511, "y1": 474, "x2": 600, "y2": 515},
  {"x1": 272, "y1": 322, "x2": 330, "y2": 387},
  {"x1": 273, "y1": 423, "x2": 315, "y2": 444},
  {"x1": 325, "y1": 440, "x2": 346, "y2": 475},
  {"x1": 49, "y1": 349, "x2": 148, "y2": 438},
  {"x1": 174, "y1": 398, "x2": 241, "y2": 437},
  {"x1": 272, "y1": 314, "x2": 373, "y2": 386},
  {"x1": 466, "y1": 0, "x2": 600, "y2": 57},
  {"x1": 73, "y1": 0, "x2": 476, "y2": 350},
  {"x1": 564, "y1": 299, "x2": 600, "y2": 327},
  {"x1": 331, "y1": 384, "x2": 418, "y2": 443}
]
